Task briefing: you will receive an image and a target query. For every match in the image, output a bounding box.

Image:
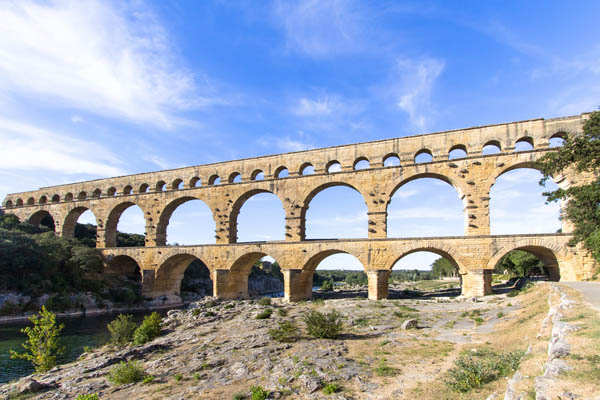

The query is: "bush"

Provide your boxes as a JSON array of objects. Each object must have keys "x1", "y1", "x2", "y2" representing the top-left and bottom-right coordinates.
[
  {"x1": 174, "y1": 373, "x2": 183, "y2": 381},
  {"x1": 277, "y1": 308, "x2": 288, "y2": 316},
  {"x1": 303, "y1": 310, "x2": 343, "y2": 339},
  {"x1": 268, "y1": 320, "x2": 299, "y2": 342},
  {"x1": 257, "y1": 297, "x2": 271, "y2": 306},
  {"x1": 10, "y1": 306, "x2": 65, "y2": 372},
  {"x1": 133, "y1": 312, "x2": 162, "y2": 345},
  {"x1": 320, "y1": 279, "x2": 334, "y2": 292},
  {"x1": 143, "y1": 375, "x2": 154, "y2": 384},
  {"x1": 76, "y1": 395, "x2": 99, "y2": 400},
  {"x1": 107, "y1": 314, "x2": 137, "y2": 346},
  {"x1": 446, "y1": 349, "x2": 525, "y2": 392},
  {"x1": 108, "y1": 360, "x2": 146, "y2": 385},
  {"x1": 256, "y1": 309, "x2": 273, "y2": 320},
  {"x1": 323, "y1": 383, "x2": 341, "y2": 394},
  {"x1": 250, "y1": 385, "x2": 269, "y2": 400}
]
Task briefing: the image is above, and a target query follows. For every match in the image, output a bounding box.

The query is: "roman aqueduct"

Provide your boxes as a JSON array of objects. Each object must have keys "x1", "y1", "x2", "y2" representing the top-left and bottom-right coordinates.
[{"x1": 2, "y1": 113, "x2": 597, "y2": 301}]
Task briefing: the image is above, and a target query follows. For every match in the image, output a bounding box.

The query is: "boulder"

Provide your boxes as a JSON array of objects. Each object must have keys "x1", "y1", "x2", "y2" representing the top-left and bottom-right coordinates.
[{"x1": 401, "y1": 319, "x2": 418, "y2": 330}]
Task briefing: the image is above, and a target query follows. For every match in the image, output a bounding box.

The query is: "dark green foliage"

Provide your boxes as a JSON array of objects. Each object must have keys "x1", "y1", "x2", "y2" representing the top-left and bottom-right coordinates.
[
  {"x1": 320, "y1": 279, "x2": 334, "y2": 291},
  {"x1": 250, "y1": 386, "x2": 269, "y2": 400},
  {"x1": 250, "y1": 260, "x2": 284, "y2": 282},
  {"x1": 76, "y1": 394, "x2": 99, "y2": 400},
  {"x1": 108, "y1": 361, "x2": 146, "y2": 385},
  {"x1": 537, "y1": 110, "x2": 600, "y2": 262},
  {"x1": 257, "y1": 297, "x2": 271, "y2": 306},
  {"x1": 445, "y1": 349, "x2": 525, "y2": 392},
  {"x1": 256, "y1": 309, "x2": 273, "y2": 319},
  {"x1": 431, "y1": 257, "x2": 457, "y2": 278},
  {"x1": 323, "y1": 383, "x2": 341, "y2": 394},
  {"x1": 495, "y1": 250, "x2": 544, "y2": 277},
  {"x1": 133, "y1": 312, "x2": 162, "y2": 345},
  {"x1": 10, "y1": 306, "x2": 65, "y2": 372},
  {"x1": 107, "y1": 314, "x2": 137, "y2": 346},
  {"x1": 303, "y1": 310, "x2": 344, "y2": 339},
  {"x1": 268, "y1": 320, "x2": 299, "y2": 342}
]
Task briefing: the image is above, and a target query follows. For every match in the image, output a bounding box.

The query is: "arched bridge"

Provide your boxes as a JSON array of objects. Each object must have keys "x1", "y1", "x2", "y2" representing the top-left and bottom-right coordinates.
[{"x1": 3, "y1": 113, "x2": 596, "y2": 300}]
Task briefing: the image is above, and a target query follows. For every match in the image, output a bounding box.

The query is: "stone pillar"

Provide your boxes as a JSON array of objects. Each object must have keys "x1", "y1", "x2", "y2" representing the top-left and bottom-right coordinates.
[
  {"x1": 95, "y1": 227, "x2": 108, "y2": 248},
  {"x1": 144, "y1": 223, "x2": 159, "y2": 246},
  {"x1": 212, "y1": 269, "x2": 249, "y2": 299},
  {"x1": 367, "y1": 270, "x2": 390, "y2": 300},
  {"x1": 463, "y1": 187, "x2": 490, "y2": 236},
  {"x1": 285, "y1": 216, "x2": 305, "y2": 241},
  {"x1": 367, "y1": 211, "x2": 387, "y2": 239},
  {"x1": 461, "y1": 269, "x2": 492, "y2": 297},
  {"x1": 141, "y1": 269, "x2": 156, "y2": 297},
  {"x1": 283, "y1": 269, "x2": 313, "y2": 302}
]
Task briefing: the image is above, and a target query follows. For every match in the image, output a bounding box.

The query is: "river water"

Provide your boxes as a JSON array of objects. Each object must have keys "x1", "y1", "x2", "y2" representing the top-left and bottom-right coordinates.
[{"x1": 0, "y1": 310, "x2": 168, "y2": 384}]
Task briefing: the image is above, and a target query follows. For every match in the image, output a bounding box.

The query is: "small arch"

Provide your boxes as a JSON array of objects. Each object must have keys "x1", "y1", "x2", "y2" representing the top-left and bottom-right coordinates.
[
  {"x1": 515, "y1": 136, "x2": 534, "y2": 152},
  {"x1": 138, "y1": 183, "x2": 149, "y2": 193},
  {"x1": 208, "y1": 174, "x2": 220, "y2": 185},
  {"x1": 383, "y1": 153, "x2": 401, "y2": 167},
  {"x1": 482, "y1": 140, "x2": 502, "y2": 155},
  {"x1": 39, "y1": 195, "x2": 47, "y2": 204},
  {"x1": 5, "y1": 200, "x2": 13, "y2": 208},
  {"x1": 189, "y1": 177, "x2": 201, "y2": 187},
  {"x1": 65, "y1": 193, "x2": 74, "y2": 202},
  {"x1": 549, "y1": 133, "x2": 566, "y2": 148},
  {"x1": 51, "y1": 194, "x2": 60, "y2": 203},
  {"x1": 106, "y1": 187, "x2": 117, "y2": 197},
  {"x1": 123, "y1": 185, "x2": 133, "y2": 195},
  {"x1": 448, "y1": 144, "x2": 467, "y2": 160},
  {"x1": 300, "y1": 162, "x2": 315, "y2": 175},
  {"x1": 78, "y1": 191, "x2": 87, "y2": 201},
  {"x1": 251, "y1": 169, "x2": 264, "y2": 181},
  {"x1": 353, "y1": 157, "x2": 370, "y2": 170},
  {"x1": 156, "y1": 181, "x2": 166, "y2": 192},
  {"x1": 275, "y1": 166, "x2": 289, "y2": 178},
  {"x1": 414, "y1": 149, "x2": 433, "y2": 164},
  {"x1": 27, "y1": 197, "x2": 35, "y2": 205},
  {"x1": 28, "y1": 210, "x2": 55, "y2": 231},
  {"x1": 229, "y1": 172, "x2": 242, "y2": 183},
  {"x1": 326, "y1": 160, "x2": 342, "y2": 173},
  {"x1": 92, "y1": 189, "x2": 101, "y2": 198},
  {"x1": 16, "y1": 198, "x2": 24, "y2": 206},
  {"x1": 171, "y1": 179, "x2": 183, "y2": 190}
]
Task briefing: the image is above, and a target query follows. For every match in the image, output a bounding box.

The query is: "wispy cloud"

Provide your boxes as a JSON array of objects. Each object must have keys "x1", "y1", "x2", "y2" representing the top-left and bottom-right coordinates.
[
  {"x1": 292, "y1": 97, "x2": 333, "y2": 116},
  {"x1": 393, "y1": 58, "x2": 445, "y2": 130},
  {"x1": 0, "y1": 1, "x2": 223, "y2": 129}
]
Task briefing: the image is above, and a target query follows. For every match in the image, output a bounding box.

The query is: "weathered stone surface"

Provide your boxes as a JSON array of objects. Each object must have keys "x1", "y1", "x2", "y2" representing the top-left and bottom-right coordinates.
[{"x1": 401, "y1": 319, "x2": 418, "y2": 330}]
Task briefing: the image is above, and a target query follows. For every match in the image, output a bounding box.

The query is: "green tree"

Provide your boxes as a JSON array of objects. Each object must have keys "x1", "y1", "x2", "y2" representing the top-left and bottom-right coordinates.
[
  {"x1": 431, "y1": 258, "x2": 456, "y2": 278},
  {"x1": 495, "y1": 250, "x2": 544, "y2": 277},
  {"x1": 10, "y1": 306, "x2": 65, "y2": 372},
  {"x1": 537, "y1": 110, "x2": 600, "y2": 262}
]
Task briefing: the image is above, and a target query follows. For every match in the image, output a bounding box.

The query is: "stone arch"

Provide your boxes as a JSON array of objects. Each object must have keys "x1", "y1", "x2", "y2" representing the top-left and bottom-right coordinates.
[
  {"x1": 550, "y1": 131, "x2": 568, "y2": 140},
  {"x1": 387, "y1": 244, "x2": 463, "y2": 272},
  {"x1": 189, "y1": 176, "x2": 201, "y2": 187},
  {"x1": 27, "y1": 197, "x2": 35, "y2": 205},
  {"x1": 383, "y1": 153, "x2": 401, "y2": 167},
  {"x1": 223, "y1": 251, "x2": 286, "y2": 299},
  {"x1": 28, "y1": 210, "x2": 56, "y2": 231},
  {"x1": 208, "y1": 174, "x2": 220, "y2": 185},
  {"x1": 515, "y1": 136, "x2": 534, "y2": 151},
  {"x1": 275, "y1": 166, "x2": 288, "y2": 178},
  {"x1": 51, "y1": 194, "x2": 60, "y2": 203},
  {"x1": 388, "y1": 172, "x2": 465, "y2": 207},
  {"x1": 487, "y1": 241, "x2": 564, "y2": 281},
  {"x1": 171, "y1": 178, "x2": 183, "y2": 190},
  {"x1": 138, "y1": 183, "x2": 149, "y2": 193},
  {"x1": 353, "y1": 157, "x2": 370, "y2": 170},
  {"x1": 482, "y1": 140, "x2": 502, "y2": 154},
  {"x1": 123, "y1": 185, "x2": 133, "y2": 195},
  {"x1": 326, "y1": 160, "x2": 342, "y2": 173},
  {"x1": 92, "y1": 189, "x2": 101, "y2": 198},
  {"x1": 300, "y1": 162, "x2": 315, "y2": 175},
  {"x1": 16, "y1": 198, "x2": 24, "y2": 206},
  {"x1": 106, "y1": 187, "x2": 117, "y2": 196},
  {"x1": 154, "y1": 253, "x2": 213, "y2": 297},
  {"x1": 105, "y1": 202, "x2": 147, "y2": 247},
  {"x1": 78, "y1": 191, "x2": 87, "y2": 201},
  {"x1": 228, "y1": 189, "x2": 285, "y2": 243},
  {"x1": 414, "y1": 148, "x2": 433, "y2": 163},
  {"x1": 229, "y1": 172, "x2": 241, "y2": 183},
  {"x1": 492, "y1": 161, "x2": 558, "y2": 186},
  {"x1": 63, "y1": 206, "x2": 98, "y2": 239},
  {"x1": 156, "y1": 180, "x2": 166, "y2": 192},
  {"x1": 105, "y1": 254, "x2": 143, "y2": 276},
  {"x1": 39, "y1": 195, "x2": 47, "y2": 204},
  {"x1": 448, "y1": 144, "x2": 467, "y2": 159},
  {"x1": 5, "y1": 200, "x2": 13, "y2": 208},
  {"x1": 251, "y1": 169, "x2": 264, "y2": 181},
  {"x1": 156, "y1": 196, "x2": 214, "y2": 246}
]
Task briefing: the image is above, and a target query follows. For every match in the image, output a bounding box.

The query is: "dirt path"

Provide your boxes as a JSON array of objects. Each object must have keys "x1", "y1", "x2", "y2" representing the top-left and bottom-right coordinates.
[{"x1": 561, "y1": 281, "x2": 600, "y2": 310}]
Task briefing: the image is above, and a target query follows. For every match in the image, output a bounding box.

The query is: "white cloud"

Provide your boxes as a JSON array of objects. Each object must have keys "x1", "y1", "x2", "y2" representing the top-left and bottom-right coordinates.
[
  {"x1": 0, "y1": 1, "x2": 221, "y2": 128},
  {"x1": 272, "y1": 0, "x2": 364, "y2": 57},
  {"x1": 293, "y1": 97, "x2": 333, "y2": 116},
  {"x1": 70, "y1": 115, "x2": 84, "y2": 124},
  {"x1": 394, "y1": 58, "x2": 445, "y2": 129},
  {"x1": 0, "y1": 117, "x2": 125, "y2": 176}
]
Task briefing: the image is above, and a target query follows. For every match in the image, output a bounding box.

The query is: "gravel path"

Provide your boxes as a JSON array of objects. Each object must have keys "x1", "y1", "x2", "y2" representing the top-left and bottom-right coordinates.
[{"x1": 561, "y1": 281, "x2": 600, "y2": 310}]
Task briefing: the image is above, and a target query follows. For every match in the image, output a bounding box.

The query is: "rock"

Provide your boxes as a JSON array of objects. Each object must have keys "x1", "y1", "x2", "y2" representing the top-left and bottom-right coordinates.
[
  {"x1": 297, "y1": 374, "x2": 322, "y2": 393},
  {"x1": 401, "y1": 319, "x2": 418, "y2": 330},
  {"x1": 548, "y1": 338, "x2": 570, "y2": 359},
  {"x1": 18, "y1": 378, "x2": 52, "y2": 393},
  {"x1": 167, "y1": 309, "x2": 182, "y2": 318},
  {"x1": 543, "y1": 358, "x2": 571, "y2": 378}
]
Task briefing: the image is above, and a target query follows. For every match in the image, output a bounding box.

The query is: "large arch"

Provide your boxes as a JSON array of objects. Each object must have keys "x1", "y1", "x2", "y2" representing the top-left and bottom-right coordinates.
[
  {"x1": 387, "y1": 245, "x2": 462, "y2": 272},
  {"x1": 229, "y1": 189, "x2": 285, "y2": 243},
  {"x1": 105, "y1": 202, "x2": 146, "y2": 247},
  {"x1": 487, "y1": 242, "x2": 562, "y2": 281},
  {"x1": 154, "y1": 253, "x2": 213, "y2": 297},
  {"x1": 218, "y1": 252, "x2": 285, "y2": 299},
  {"x1": 302, "y1": 182, "x2": 368, "y2": 240},
  {"x1": 104, "y1": 255, "x2": 143, "y2": 302},
  {"x1": 157, "y1": 196, "x2": 215, "y2": 246},
  {"x1": 62, "y1": 207, "x2": 98, "y2": 239},
  {"x1": 27, "y1": 210, "x2": 56, "y2": 231}
]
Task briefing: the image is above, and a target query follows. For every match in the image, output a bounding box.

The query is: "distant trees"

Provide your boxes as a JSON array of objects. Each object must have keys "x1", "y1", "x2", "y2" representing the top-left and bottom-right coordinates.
[{"x1": 431, "y1": 258, "x2": 456, "y2": 278}]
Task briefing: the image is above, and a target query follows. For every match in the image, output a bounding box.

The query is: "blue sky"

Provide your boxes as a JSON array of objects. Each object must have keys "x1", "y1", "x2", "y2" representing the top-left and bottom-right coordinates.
[{"x1": 0, "y1": 1, "x2": 595, "y2": 271}]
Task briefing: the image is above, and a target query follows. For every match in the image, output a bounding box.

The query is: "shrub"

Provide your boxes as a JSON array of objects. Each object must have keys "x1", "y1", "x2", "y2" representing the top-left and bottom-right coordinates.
[
  {"x1": 250, "y1": 385, "x2": 269, "y2": 400},
  {"x1": 174, "y1": 373, "x2": 183, "y2": 381},
  {"x1": 76, "y1": 394, "x2": 99, "y2": 400},
  {"x1": 277, "y1": 308, "x2": 288, "y2": 316},
  {"x1": 320, "y1": 279, "x2": 334, "y2": 292},
  {"x1": 224, "y1": 303, "x2": 235, "y2": 309},
  {"x1": 497, "y1": 312, "x2": 505, "y2": 318},
  {"x1": 205, "y1": 300, "x2": 217, "y2": 308},
  {"x1": 323, "y1": 383, "x2": 341, "y2": 394},
  {"x1": 446, "y1": 349, "x2": 525, "y2": 392},
  {"x1": 303, "y1": 310, "x2": 343, "y2": 339},
  {"x1": 107, "y1": 314, "x2": 137, "y2": 346},
  {"x1": 143, "y1": 375, "x2": 154, "y2": 384},
  {"x1": 10, "y1": 306, "x2": 65, "y2": 373},
  {"x1": 133, "y1": 312, "x2": 162, "y2": 345},
  {"x1": 268, "y1": 320, "x2": 299, "y2": 342},
  {"x1": 108, "y1": 361, "x2": 146, "y2": 385},
  {"x1": 256, "y1": 309, "x2": 273, "y2": 320},
  {"x1": 257, "y1": 297, "x2": 271, "y2": 306}
]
